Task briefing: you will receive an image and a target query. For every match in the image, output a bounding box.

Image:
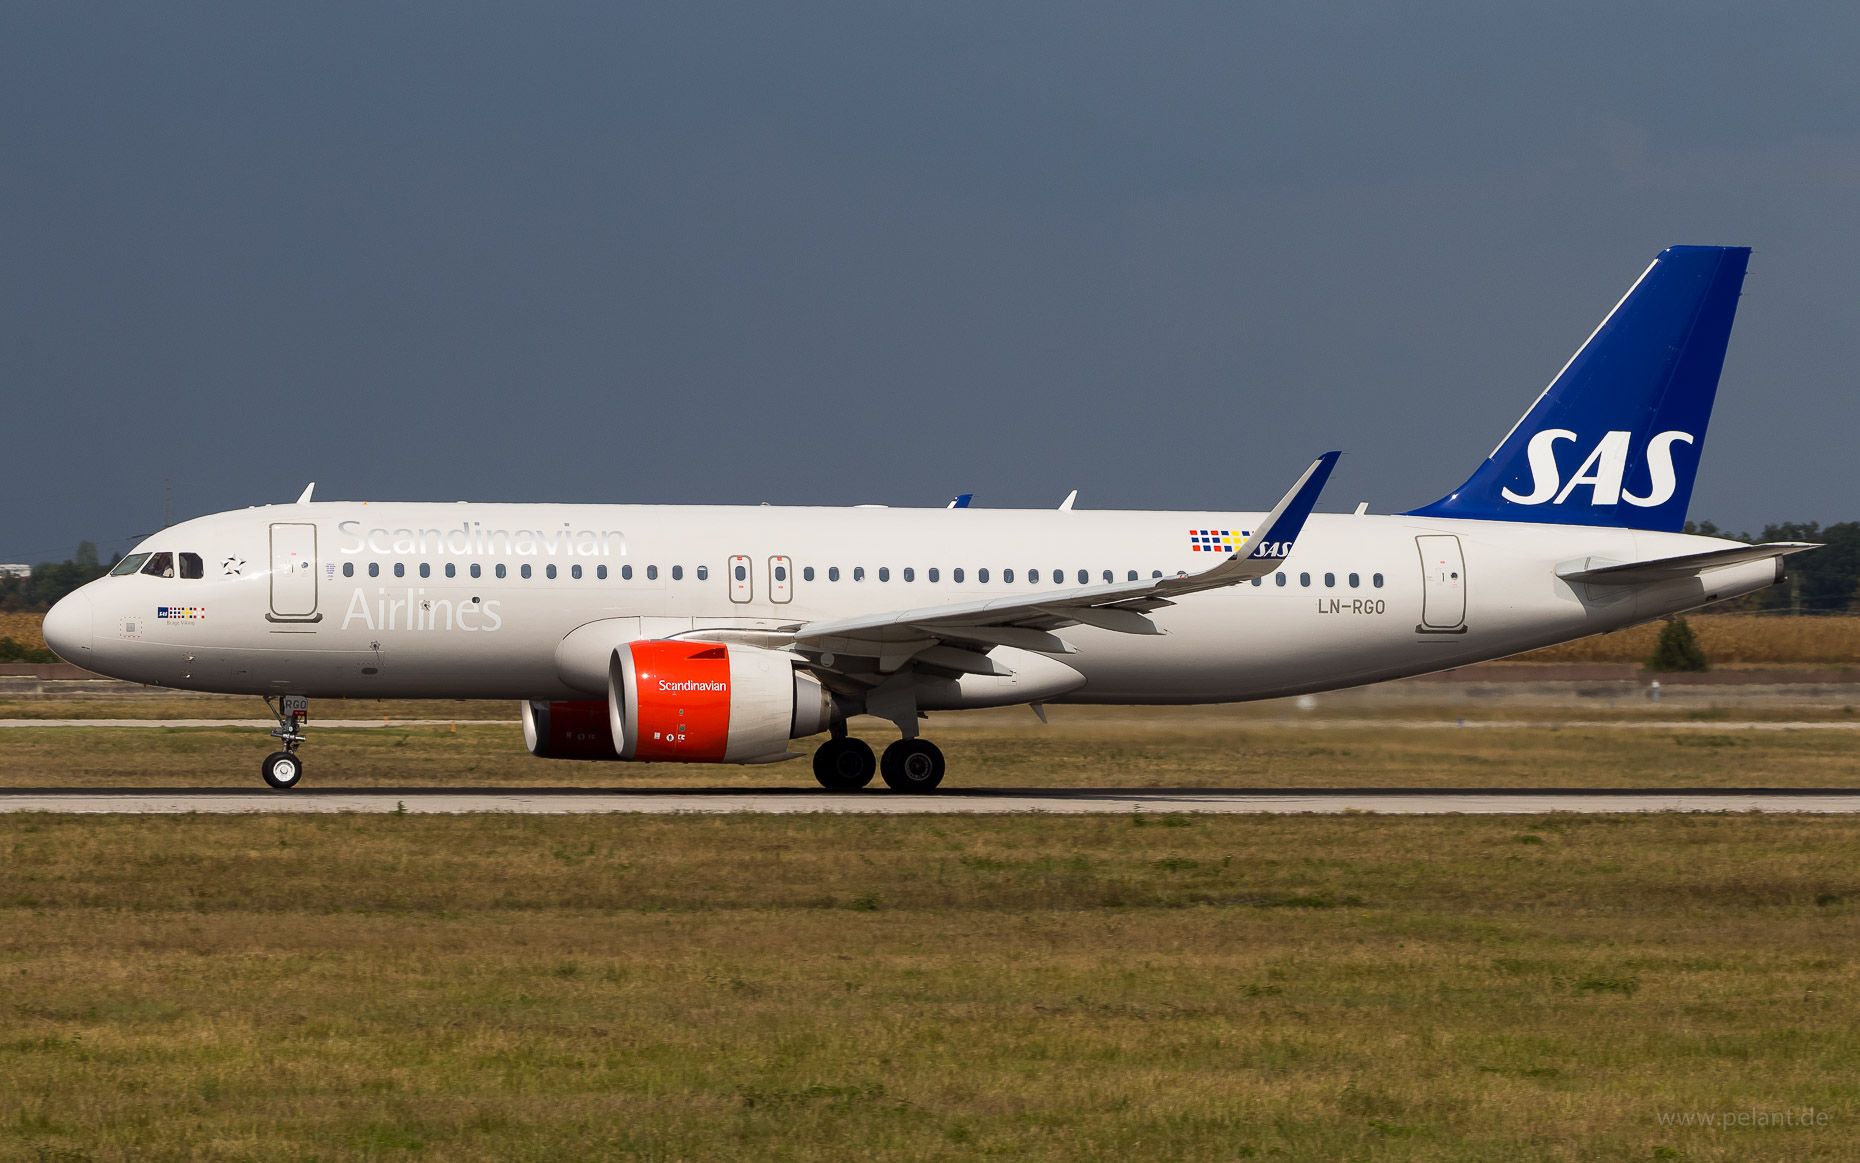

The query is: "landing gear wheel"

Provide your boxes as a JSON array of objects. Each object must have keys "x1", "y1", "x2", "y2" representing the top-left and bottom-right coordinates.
[
  {"x1": 880, "y1": 739, "x2": 945, "y2": 792},
  {"x1": 261, "y1": 750, "x2": 304, "y2": 790},
  {"x1": 813, "y1": 737, "x2": 876, "y2": 791}
]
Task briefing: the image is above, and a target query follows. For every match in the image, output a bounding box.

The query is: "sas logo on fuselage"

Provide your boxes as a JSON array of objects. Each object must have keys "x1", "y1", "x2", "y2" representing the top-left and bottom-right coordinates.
[
  {"x1": 157, "y1": 606, "x2": 206, "y2": 621},
  {"x1": 1501, "y1": 429, "x2": 1694, "y2": 508}
]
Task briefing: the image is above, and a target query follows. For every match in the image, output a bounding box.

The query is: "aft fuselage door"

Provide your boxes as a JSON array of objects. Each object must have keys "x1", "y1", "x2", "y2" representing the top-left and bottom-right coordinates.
[
  {"x1": 769, "y1": 555, "x2": 793, "y2": 603},
  {"x1": 728, "y1": 554, "x2": 753, "y2": 603},
  {"x1": 269, "y1": 522, "x2": 320, "y2": 621},
  {"x1": 1415, "y1": 534, "x2": 1467, "y2": 631}
]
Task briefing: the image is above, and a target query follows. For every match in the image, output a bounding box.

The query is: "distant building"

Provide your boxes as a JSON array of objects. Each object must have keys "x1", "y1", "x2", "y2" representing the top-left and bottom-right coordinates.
[{"x1": 0, "y1": 564, "x2": 29, "y2": 579}]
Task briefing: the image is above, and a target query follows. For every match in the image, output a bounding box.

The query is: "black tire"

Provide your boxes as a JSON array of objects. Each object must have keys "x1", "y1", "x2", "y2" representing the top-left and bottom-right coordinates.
[
  {"x1": 879, "y1": 738, "x2": 944, "y2": 792},
  {"x1": 261, "y1": 750, "x2": 305, "y2": 790},
  {"x1": 813, "y1": 738, "x2": 876, "y2": 791}
]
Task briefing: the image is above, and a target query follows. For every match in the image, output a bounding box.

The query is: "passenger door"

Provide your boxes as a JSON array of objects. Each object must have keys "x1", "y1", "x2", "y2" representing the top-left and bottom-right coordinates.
[
  {"x1": 269, "y1": 523, "x2": 320, "y2": 621},
  {"x1": 1415, "y1": 535, "x2": 1467, "y2": 632}
]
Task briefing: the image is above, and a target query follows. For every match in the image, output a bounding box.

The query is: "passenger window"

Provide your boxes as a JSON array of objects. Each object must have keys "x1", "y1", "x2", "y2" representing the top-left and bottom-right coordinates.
[
  {"x1": 828, "y1": 567, "x2": 840, "y2": 582},
  {"x1": 1028, "y1": 569, "x2": 1039, "y2": 583},
  {"x1": 928, "y1": 568, "x2": 939, "y2": 583},
  {"x1": 1003, "y1": 569, "x2": 1014, "y2": 583},
  {"x1": 1250, "y1": 577, "x2": 1262, "y2": 586},
  {"x1": 903, "y1": 567, "x2": 914, "y2": 582},
  {"x1": 854, "y1": 567, "x2": 865, "y2": 581},
  {"x1": 1152, "y1": 570, "x2": 1163, "y2": 578},
  {"x1": 1079, "y1": 570, "x2": 1089, "y2": 585},
  {"x1": 419, "y1": 563, "x2": 431, "y2": 579},
  {"x1": 618, "y1": 565, "x2": 629, "y2": 580},
  {"x1": 953, "y1": 568, "x2": 964, "y2": 583},
  {"x1": 572, "y1": 564, "x2": 583, "y2": 579},
  {"x1": 645, "y1": 565, "x2": 656, "y2": 580},
  {"x1": 696, "y1": 565, "x2": 708, "y2": 581},
  {"x1": 803, "y1": 566, "x2": 815, "y2": 582},
  {"x1": 878, "y1": 567, "x2": 890, "y2": 582},
  {"x1": 1324, "y1": 572, "x2": 1335, "y2": 587},
  {"x1": 394, "y1": 563, "x2": 406, "y2": 578},
  {"x1": 1348, "y1": 572, "x2": 1359, "y2": 588},
  {"x1": 522, "y1": 564, "x2": 533, "y2": 579},
  {"x1": 1127, "y1": 570, "x2": 1137, "y2": 581},
  {"x1": 179, "y1": 552, "x2": 204, "y2": 579},
  {"x1": 1373, "y1": 572, "x2": 1384, "y2": 588},
  {"x1": 470, "y1": 563, "x2": 482, "y2": 579},
  {"x1": 497, "y1": 564, "x2": 507, "y2": 579},
  {"x1": 1300, "y1": 572, "x2": 1311, "y2": 587},
  {"x1": 369, "y1": 562, "x2": 380, "y2": 578},
  {"x1": 547, "y1": 564, "x2": 558, "y2": 579},
  {"x1": 342, "y1": 562, "x2": 354, "y2": 578},
  {"x1": 1101, "y1": 570, "x2": 1111, "y2": 584},
  {"x1": 140, "y1": 552, "x2": 174, "y2": 577},
  {"x1": 1275, "y1": 572, "x2": 1286, "y2": 586},
  {"x1": 775, "y1": 565, "x2": 787, "y2": 582},
  {"x1": 978, "y1": 568, "x2": 990, "y2": 583},
  {"x1": 734, "y1": 564, "x2": 747, "y2": 581},
  {"x1": 110, "y1": 553, "x2": 151, "y2": 576},
  {"x1": 597, "y1": 565, "x2": 607, "y2": 580},
  {"x1": 445, "y1": 563, "x2": 456, "y2": 579},
  {"x1": 672, "y1": 565, "x2": 684, "y2": 581}
]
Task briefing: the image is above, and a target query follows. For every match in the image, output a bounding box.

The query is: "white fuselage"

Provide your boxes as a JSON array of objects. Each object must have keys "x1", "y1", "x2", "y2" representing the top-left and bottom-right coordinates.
[{"x1": 47, "y1": 501, "x2": 1776, "y2": 705}]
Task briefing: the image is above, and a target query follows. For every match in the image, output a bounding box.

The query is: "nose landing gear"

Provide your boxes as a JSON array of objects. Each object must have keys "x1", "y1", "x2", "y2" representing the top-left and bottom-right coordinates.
[{"x1": 261, "y1": 696, "x2": 308, "y2": 790}]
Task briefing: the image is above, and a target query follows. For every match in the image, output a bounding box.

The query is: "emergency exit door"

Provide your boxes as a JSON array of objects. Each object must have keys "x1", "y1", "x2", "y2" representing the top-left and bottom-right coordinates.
[
  {"x1": 1415, "y1": 535, "x2": 1467, "y2": 631},
  {"x1": 728, "y1": 555, "x2": 753, "y2": 603},
  {"x1": 269, "y1": 523, "x2": 320, "y2": 620},
  {"x1": 769, "y1": 556, "x2": 793, "y2": 603}
]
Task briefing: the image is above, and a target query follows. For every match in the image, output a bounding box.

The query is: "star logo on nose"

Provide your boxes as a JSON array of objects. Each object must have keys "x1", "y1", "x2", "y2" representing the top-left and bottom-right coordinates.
[{"x1": 222, "y1": 557, "x2": 245, "y2": 576}]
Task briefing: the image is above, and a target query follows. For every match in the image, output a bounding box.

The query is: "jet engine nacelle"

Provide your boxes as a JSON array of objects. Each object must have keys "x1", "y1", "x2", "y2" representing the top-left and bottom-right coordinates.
[
  {"x1": 522, "y1": 698, "x2": 620, "y2": 760},
  {"x1": 608, "y1": 641, "x2": 833, "y2": 764}
]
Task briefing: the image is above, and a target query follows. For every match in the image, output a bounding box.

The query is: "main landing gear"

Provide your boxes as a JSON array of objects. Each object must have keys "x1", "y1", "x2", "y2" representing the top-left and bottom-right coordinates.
[
  {"x1": 810, "y1": 734, "x2": 945, "y2": 792},
  {"x1": 261, "y1": 695, "x2": 307, "y2": 790}
]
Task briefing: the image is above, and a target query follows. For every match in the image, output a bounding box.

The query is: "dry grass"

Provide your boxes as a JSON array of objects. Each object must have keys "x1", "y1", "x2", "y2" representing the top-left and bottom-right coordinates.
[
  {"x1": 1515, "y1": 614, "x2": 1860, "y2": 665},
  {"x1": 1, "y1": 708, "x2": 1858, "y2": 789},
  {"x1": 2, "y1": 813, "x2": 1857, "y2": 1160},
  {"x1": 0, "y1": 612, "x2": 46, "y2": 652}
]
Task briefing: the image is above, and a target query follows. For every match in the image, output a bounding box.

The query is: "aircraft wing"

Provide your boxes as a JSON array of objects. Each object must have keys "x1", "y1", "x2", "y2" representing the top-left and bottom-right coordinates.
[
  {"x1": 1556, "y1": 542, "x2": 1820, "y2": 586},
  {"x1": 781, "y1": 452, "x2": 1339, "y2": 672}
]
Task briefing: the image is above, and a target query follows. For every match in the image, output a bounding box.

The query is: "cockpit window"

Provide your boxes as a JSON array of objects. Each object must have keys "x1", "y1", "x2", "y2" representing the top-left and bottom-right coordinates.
[
  {"x1": 139, "y1": 552, "x2": 175, "y2": 578},
  {"x1": 178, "y1": 552, "x2": 204, "y2": 579},
  {"x1": 110, "y1": 553, "x2": 151, "y2": 576}
]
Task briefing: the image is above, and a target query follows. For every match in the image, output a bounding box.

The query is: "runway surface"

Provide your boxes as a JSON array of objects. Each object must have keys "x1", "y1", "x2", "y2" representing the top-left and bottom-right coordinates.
[
  {"x1": 6, "y1": 787, "x2": 1860, "y2": 814},
  {"x1": 4, "y1": 718, "x2": 1860, "y2": 731}
]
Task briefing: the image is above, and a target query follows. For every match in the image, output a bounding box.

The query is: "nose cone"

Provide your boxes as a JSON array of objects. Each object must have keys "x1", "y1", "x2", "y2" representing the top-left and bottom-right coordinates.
[{"x1": 42, "y1": 590, "x2": 94, "y2": 665}]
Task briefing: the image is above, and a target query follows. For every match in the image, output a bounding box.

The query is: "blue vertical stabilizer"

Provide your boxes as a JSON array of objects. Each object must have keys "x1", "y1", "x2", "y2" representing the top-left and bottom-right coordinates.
[{"x1": 1405, "y1": 245, "x2": 1750, "y2": 532}]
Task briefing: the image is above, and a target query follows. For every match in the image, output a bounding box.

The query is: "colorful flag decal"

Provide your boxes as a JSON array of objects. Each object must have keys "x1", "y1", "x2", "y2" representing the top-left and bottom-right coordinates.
[{"x1": 1187, "y1": 529, "x2": 1250, "y2": 553}]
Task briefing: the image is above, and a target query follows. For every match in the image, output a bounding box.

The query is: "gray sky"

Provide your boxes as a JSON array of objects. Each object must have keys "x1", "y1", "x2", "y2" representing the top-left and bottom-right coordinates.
[{"x1": 4, "y1": 4, "x2": 1856, "y2": 562}]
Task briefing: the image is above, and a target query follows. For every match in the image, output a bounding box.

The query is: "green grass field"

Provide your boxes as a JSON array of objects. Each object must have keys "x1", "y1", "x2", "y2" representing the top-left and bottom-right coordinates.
[{"x1": 2, "y1": 812, "x2": 1857, "y2": 1160}]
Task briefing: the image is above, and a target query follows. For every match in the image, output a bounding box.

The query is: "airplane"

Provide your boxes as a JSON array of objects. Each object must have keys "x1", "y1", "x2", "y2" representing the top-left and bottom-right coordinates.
[{"x1": 42, "y1": 245, "x2": 1815, "y2": 793}]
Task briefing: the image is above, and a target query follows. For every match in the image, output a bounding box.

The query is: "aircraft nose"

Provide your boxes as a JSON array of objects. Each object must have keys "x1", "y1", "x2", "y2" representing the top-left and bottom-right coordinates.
[{"x1": 41, "y1": 590, "x2": 94, "y2": 665}]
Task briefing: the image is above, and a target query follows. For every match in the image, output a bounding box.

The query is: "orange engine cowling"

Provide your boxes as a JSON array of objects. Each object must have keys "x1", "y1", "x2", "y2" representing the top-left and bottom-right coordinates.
[
  {"x1": 609, "y1": 641, "x2": 832, "y2": 763},
  {"x1": 522, "y1": 699, "x2": 620, "y2": 760}
]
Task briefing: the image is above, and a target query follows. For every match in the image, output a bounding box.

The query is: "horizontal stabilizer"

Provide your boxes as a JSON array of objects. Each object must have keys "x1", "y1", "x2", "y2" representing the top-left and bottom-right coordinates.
[{"x1": 1556, "y1": 542, "x2": 1818, "y2": 586}]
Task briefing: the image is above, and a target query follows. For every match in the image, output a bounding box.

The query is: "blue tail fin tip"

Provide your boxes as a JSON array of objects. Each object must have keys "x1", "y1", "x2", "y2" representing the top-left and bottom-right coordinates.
[{"x1": 1405, "y1": 245, "x2": 1750, "y2": 533}]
